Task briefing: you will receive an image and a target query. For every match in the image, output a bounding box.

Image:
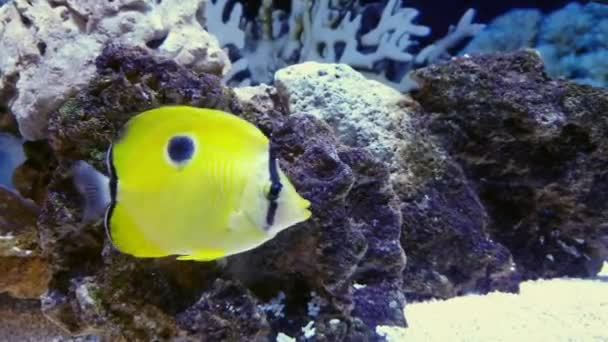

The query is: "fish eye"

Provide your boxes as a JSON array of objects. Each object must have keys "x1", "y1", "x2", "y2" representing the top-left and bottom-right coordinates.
[{"x1": 167, "y1": 135, "x2": 195, "y2": 166}]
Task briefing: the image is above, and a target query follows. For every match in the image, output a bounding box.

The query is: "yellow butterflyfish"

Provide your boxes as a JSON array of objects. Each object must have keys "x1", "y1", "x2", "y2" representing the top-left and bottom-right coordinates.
[{"x1": 72, "y1": 106, "x2": 311, "y2": 261}]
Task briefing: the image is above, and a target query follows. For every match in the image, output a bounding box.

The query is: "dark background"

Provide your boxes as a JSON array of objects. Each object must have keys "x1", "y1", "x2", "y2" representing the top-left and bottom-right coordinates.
[{"x1": 239, "y1": 0, "x2": 583, "y2": 40}]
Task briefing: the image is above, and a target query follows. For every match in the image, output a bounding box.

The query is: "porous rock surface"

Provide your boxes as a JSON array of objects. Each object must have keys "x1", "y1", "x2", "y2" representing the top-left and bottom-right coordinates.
[
  {"x1": 1, "y1": 33, "x2": 606, "y2": 342},
  {"x1": 274, "y1": 62, "x2": 520, "y2": 300},
  {"x1": 0, "y1": 0, "x2": 229, "y2": 140},
  {"x1": 19, "y1": 45, "x2": 409, "y2": 340},
  {"x1": 412, "y1": 50, "x2": 608, "y2": 279},
  {"x1": 275, "y1": 62, "x2": 415, "y2": 177}
]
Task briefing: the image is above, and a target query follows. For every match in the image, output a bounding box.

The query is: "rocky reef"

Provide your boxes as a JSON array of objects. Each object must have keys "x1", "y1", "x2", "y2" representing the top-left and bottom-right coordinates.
[
  {"x1": 0, "y1": 186, "x2": 50, "y2": 299},
  {"x1": 274, "y1": 61, "x2": 519, "y2": 300},
  {"x1": 2, "y1": 45, "x2": 406, "y2": 340},
  {"x1": 411, "y1": 50, "x2": 608, "y2": 280},
  {"x1": 0, "y1": 15, "x2": 607, "y2": 342},
  {"x1": 0, "y1": 0, "x2": 229, "y2": 140}
]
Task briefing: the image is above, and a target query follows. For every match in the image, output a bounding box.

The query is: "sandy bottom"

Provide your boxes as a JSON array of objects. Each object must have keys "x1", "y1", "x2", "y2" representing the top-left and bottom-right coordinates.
[{"x1": 379, "y1": 262, "x2": 608, "y2": 342}]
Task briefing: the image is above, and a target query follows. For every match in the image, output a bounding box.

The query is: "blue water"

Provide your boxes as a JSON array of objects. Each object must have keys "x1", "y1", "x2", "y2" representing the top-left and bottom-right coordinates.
[{"x1": 0, "y1": 134, "x2": 25, "y2": 189}]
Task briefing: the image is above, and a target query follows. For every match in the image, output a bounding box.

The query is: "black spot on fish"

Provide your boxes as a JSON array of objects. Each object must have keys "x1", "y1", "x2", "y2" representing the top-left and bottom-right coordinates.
[{"x1": 168, "y1": 135, "x2": 195, "y2": 165}]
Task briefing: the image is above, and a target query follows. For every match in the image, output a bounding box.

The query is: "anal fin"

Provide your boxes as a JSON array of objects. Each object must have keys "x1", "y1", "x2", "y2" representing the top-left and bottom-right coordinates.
[{"x1": 177, "y1": 248, "x2": 226, "y2": 261}]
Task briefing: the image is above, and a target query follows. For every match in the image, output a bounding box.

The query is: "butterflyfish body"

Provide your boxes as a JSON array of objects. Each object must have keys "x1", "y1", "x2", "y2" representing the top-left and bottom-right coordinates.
[{"x1": 73, "y1": 106, "x2": 311, "y2": 261}]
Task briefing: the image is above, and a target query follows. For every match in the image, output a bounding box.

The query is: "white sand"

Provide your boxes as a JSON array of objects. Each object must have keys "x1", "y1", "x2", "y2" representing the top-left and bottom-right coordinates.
[{"x1": 379, "y1": 262, "x2": 608, "y2": 342}]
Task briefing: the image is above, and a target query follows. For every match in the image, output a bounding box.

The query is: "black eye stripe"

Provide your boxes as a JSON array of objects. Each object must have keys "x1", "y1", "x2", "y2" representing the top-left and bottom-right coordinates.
[
  {"x1": 267, "y1": 183, "x2": 282, "y2": 201},
  {"x1": 167, "y1": 135, "x2": 195, "y2": 165},
  {"x1": 265, "y1": 147, "x2": 282, "y2": 228}
]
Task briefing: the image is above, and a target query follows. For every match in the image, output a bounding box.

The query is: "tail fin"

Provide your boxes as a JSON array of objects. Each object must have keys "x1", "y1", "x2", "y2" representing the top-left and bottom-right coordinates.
[{"x1": 72, "y1": 161, "x2": 111, "y2": 223}]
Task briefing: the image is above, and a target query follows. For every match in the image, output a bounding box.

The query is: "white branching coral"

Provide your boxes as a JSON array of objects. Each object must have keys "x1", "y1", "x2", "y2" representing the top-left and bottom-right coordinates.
[
  {"x1": 203, "y1": 0, "x2": 485, "y2": 91},
  {"x1": 416, "y1": 8, "x2": 485, "y2": 64},
  {"x1": 203, "y1": 0, "x2": 245, "y2": 49}
]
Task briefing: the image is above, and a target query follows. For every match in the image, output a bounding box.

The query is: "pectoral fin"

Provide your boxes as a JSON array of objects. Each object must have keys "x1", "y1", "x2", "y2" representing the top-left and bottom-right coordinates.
[{"x1": 72, "y1": 160, "x2": 111, "y2": 222}]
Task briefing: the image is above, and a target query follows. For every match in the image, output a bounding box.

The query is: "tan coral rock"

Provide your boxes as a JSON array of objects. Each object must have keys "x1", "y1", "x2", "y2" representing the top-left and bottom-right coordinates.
[
  {"x1": 0, "y1": 186, "x2": 51, "y2": 298},
  {"x1": 0, "y1": 0, "x2": 229, "y2": 140}
]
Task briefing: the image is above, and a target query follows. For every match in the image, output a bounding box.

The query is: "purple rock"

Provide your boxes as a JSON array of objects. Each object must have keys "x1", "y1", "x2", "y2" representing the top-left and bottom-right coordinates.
[{"x1": 412, "y1": 50, "x2": 608, "y2": 279}]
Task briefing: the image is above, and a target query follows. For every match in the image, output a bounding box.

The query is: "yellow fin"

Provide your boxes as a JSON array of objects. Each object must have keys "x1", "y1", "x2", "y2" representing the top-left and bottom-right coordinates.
[{"x1": 176, "y1": 248, "x2": 226, "y2": 261}]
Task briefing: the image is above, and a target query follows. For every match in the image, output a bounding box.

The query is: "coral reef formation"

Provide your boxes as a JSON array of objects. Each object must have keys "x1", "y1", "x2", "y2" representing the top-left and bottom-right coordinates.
[
  {"x1": 0, "y1": 0, "x2": 228, "y2": 140},
  {"x1": 205, "y1": 0, "x2": 484, "y2": 90},
  {"x1": 16, "y1": 45, "x2": 407, "y2": 340},
  {"x1": 412, "y1": 50, "x2": 608, "y2": 279},
  {"x1": 274, "y1": 61, "x2": 519, "y2": 300},
  {"x1": 464, "y1": 2, "x2": 608, "y2": 88},
  {"x1": 0, "y1": 3, "x2": 607, "y2": 340}
]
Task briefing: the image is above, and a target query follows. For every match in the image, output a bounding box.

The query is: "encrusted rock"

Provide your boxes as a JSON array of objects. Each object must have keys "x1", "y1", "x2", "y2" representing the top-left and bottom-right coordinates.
[
  {"x1": 0, "y1": 186, "x2": 51, "y2": 298},
  {"x1": 400, "y1": 160, "x2": 520, "y2": 300},
  {"x1": 226, "y1": 114, "x2": 407, "y2": 339},
  {"x1": 412, "y1": 50, "x2": 608, "y2": 279},
  {"x1": 0, "y1": 0, "x2": 229, "y2": 140},
  {"x1": 233, "y1": 84, "x2": 288, "y2": 135},
  {"x1": 275, "y1": 63, "x2": 419, "y2": 177},
  {"x1": 38, "y1": 46, "x2": 408, "y2": 340},
  {"x1": 274, "y1": 62, "x2": 519, "y2": 300},
  {"x1": 0, "y1": 294, "x2": 68, "y2": 341},
  {"x1": 176, "y1": 280, "x2": 270, "y2": 341},
  {"x1": 48, "y1": 44, "x2": 239, "y2": 166},
  {"x1": 39, "y1": 45, "x2": 240, "y2": 339}
]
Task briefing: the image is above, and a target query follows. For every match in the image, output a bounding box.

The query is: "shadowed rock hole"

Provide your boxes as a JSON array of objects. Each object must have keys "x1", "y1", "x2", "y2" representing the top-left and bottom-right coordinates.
[
  {"x1": 313, "y1": 156, "x2": 341, "y2": 179},
  {"x1": 122, "y1": 2, "x2": 152, "y2": 12},
  {"x1": 502, "y1": 116, "x2": 534, "y2": 136},
  {"x1": 560, "y1": 123, "x2": 595, "y2": 154},
  {"x1": 144, "y1": 75, "x2": 160, "y2": 91},
  {"x1": 19, "y1": 13, "x2": 32, "y2": 27},
  {"x1": 248, "y1": 274, "x2": 316, "y2": 320},
  {"x1": 37, "y1": 41, "x2": 47, "y2": 56},
  {"x1": 0, "y1": 74, "x2": 18, "y2": 110},
  {"x1": 446, "y1": 265, "x2": 469, "y2": 285},
  {"x1": 280, "y1": 145, "x2": 305, "y2": 163},
  {"x1": 146, "y1": 31, "x2": 169, "y2": 49},
  {"x1": 125, "y1": 70, "x2": 141, "y2": 84}
]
